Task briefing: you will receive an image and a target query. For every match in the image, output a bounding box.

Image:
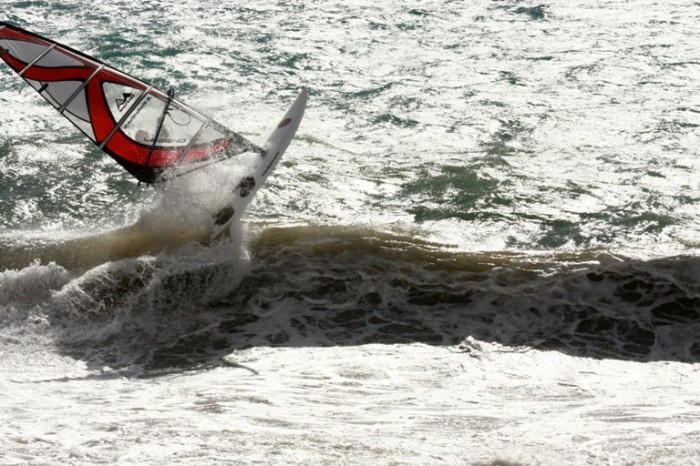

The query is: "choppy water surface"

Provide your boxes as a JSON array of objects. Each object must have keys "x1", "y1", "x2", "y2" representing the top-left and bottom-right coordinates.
[{"x1": 2, "y1": 1, "x2": 700, "y2": 465}]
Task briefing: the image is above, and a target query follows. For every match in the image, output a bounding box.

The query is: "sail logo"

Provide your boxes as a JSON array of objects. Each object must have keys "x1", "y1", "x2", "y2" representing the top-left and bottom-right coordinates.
[{"x1": 116, "y1": 93, "x2": 134, "y2": 112}]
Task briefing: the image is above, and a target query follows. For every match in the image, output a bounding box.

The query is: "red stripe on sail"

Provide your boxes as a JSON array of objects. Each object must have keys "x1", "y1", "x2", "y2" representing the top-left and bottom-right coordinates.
[
  {"x1": 179, "y1": 140, "x2": 232, "y2": 164},
  {"x1": 105, "y1": 131, "x2": 183, "y2": 167},
  {"x1": 103, "y1": 133, "x2": 233, "y2": 168},
  {"x1": 86, "y1": 77, "x2": 116, "y2": 142},
  {"x1": 86, "y1": 69, "x2": 148, "y2": 142},
  {"x1": 0, "y1": 28, "x2": 48, "y2": 45},
  {"x1": 22, "y1": 66, "x2": 94, "y2": 82},
  {"x1": 0, "y1": 52, "x2": 28, "y2": 72}
]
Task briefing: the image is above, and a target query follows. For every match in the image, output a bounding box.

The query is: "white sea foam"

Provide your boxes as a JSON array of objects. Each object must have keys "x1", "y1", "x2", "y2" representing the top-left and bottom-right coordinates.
[
  {"x1": 2, "y1": 1, "x2": 700, "y2": 464},
  {"x1": 2, "y1": 342, "x2": 699, "y2": 465}
]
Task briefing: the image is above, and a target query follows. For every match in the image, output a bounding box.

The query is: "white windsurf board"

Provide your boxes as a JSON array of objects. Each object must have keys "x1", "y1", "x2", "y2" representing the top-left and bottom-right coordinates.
[{"x1": 210, "y1": 89, "x2": 308, "y2": 240}]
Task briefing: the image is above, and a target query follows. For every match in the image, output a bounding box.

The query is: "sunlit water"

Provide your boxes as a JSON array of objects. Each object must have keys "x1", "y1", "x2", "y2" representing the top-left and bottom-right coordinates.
[{"x1": 2, "y1": 1, "x2": 700, "y2": 464}]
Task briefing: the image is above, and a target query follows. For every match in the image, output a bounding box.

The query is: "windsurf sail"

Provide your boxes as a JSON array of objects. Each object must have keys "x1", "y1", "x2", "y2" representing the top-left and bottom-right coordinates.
[{"x1": 0, "y1": 22, "x2": 263, "y2": 183}]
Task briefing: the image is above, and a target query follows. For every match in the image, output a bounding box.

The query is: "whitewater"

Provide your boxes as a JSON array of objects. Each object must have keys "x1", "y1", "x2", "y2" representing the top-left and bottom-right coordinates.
[{"x1": 2, "y1": 1, "x2": 700, "y2": 465}]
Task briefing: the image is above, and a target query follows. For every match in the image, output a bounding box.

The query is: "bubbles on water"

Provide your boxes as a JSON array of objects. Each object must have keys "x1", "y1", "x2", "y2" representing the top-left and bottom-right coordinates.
[
  {"x1": 47, "y1": 236, "x2": 250, "y2": 368},
  {"x1": 0, "y1": 260, "x2": 72, "y2": 307},
  {"x1": 138, "y1": 153, "x2": 258, "y2": 235}
]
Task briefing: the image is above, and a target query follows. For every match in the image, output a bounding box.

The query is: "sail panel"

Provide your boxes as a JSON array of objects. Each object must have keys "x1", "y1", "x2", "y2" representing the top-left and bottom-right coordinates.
[
  {"x1": 0, "y1": 38, "x2": 47, "y2": 69},
  {"x1": 159, "y1": 101, "x2": 209, "y2": 147},
  {"x1": 102, "y1": 82, "x2": 147, "y2": 124},
  {"x1": 35, "y1": 48, "x2": 86, "y2": 68},
  {"x1": 56, "y1": 82, "x2": 90, "y2": 121},
  {"x1": 33, "y1": 80, "x2": 90, "y2": 118},
  {"x1": 1, "y1": 22, "x2": 263, "y2": 183},
  {"x1": 197, "y1": 124, "x2": 229, "y2": 145},
  {"x1": 120, "y1": 93, "x2": 209, "y2": 149},
  {"x1": 63, "y1": 111, "x2": 97, "y2": 142}
]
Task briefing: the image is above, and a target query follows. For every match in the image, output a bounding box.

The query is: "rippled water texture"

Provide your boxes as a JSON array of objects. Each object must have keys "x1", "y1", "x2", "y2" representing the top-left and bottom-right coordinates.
[
  {"x1": 2, "y1": 1, "x2": 700, "y2": 465},
  {"x1": 1, "y1": 1, "x2": 698, "y2": 252}
]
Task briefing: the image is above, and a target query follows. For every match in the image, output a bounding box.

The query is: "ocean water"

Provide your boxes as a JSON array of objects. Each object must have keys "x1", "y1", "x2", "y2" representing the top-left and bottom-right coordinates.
[{"x1": 2, "y1": 1, "x2": 700, "y2": 464}]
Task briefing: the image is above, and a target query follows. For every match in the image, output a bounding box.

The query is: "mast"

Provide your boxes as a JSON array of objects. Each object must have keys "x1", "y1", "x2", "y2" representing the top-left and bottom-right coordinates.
[{"x1": 146, "y1": 87, "x2": 175, "y2": 166}]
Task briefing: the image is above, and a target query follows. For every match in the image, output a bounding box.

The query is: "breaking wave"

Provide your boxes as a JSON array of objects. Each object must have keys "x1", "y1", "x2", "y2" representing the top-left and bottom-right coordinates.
[{"x1": 3, "y1": 224, "x2": 699, "y2": 373}]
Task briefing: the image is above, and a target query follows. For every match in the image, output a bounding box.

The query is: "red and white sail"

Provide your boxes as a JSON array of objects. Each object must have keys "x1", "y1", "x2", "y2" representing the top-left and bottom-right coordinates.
[{"x1": 0, "y1": 22, "x2": 262, "y2": 183}]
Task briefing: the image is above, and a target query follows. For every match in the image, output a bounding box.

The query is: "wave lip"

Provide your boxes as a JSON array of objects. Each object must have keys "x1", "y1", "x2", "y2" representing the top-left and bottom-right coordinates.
[{"x1": 1, "y1": 225, "x2": 697, "y2": 371}]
